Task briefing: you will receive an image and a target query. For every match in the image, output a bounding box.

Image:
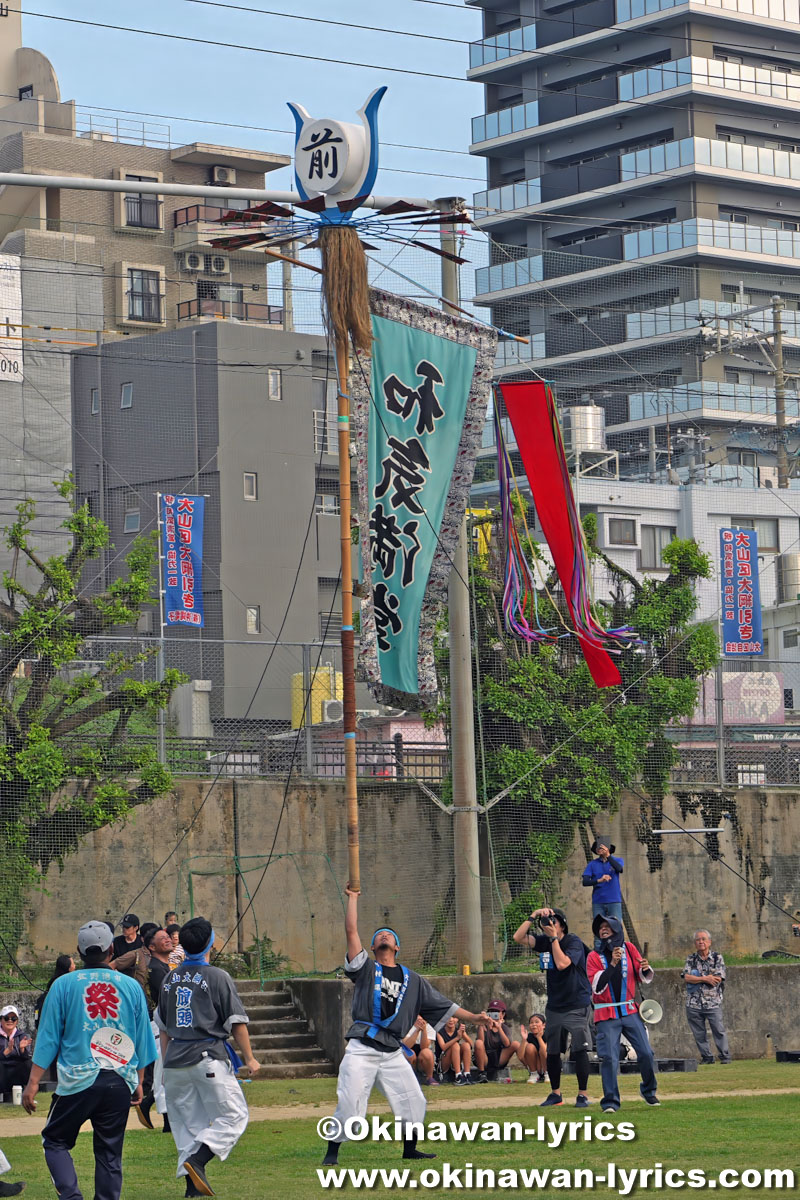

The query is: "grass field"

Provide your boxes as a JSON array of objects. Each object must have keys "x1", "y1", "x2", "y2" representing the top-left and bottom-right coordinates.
[{"x1": 4, "y1": 1062, "x2": 799, "y2": 1198}]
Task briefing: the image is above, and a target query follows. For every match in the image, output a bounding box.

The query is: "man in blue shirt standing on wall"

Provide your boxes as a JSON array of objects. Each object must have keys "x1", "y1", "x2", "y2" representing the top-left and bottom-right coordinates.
[
  {"x1": 582, "y1": 836, "x2": 624, "y2": 947},
  {"x1": 22, "y1": 919, "x2": 156, "y2": 1200}
]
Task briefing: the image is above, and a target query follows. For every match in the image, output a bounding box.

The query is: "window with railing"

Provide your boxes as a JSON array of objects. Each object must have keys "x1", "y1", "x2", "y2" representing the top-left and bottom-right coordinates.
[
  {"x1": 622, "y1": 135, "x2": 800, "y2": 181},
  {"x1": 628, "y1": 381, "x2": 800, "y2": 420},
  {"x1": 124, "y1": 175, "x2": 161, "y2": 230},
  {"x1": 619, "y1": 54, "x2": 800, "y2": 101},
  {"x1": 127, "y1": 268, "x2": 162, "y2": 322},
  {"x1": 627, "y1": 299, "x2": 800, "y2": 338},
  {"x1": 471, "y1": 101, "x2": 539, "y2": 144},
  {"x1": 617, "y1": 0, "x2": 800, "y2": 21},
  {"x1": 469, "y1": 23, "x2": 536, "y2": 69},
  {"x1": 473, "y1": 179, "x2": 542, "y2": 216},
  {"x1": 623, "y1": 217, "x2": 800, "y2": 261}
]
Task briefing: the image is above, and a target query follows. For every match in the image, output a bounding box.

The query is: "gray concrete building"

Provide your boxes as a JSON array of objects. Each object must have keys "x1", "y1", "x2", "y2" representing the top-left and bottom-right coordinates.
[
  {"x1": 71, "y1": 323, "x2": 344, "y2": 725},
  {"x1": 468, "y1": 0, "x2": 800, "y2": 482}
]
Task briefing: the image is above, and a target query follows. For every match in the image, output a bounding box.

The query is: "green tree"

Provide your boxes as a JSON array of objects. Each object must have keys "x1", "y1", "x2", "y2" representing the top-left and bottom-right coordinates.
[
  {"x1": 439, "y1": 509, "x2": 717, "y2": 942},
  {"x1": 0, "y1": 482, "x2": 184, "y2": 967}
]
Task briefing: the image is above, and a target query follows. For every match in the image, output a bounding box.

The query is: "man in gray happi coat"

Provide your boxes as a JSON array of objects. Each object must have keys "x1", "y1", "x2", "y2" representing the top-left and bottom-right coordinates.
[
  {"x1": 322, "y1": 885, "x2": 490, "y2": 1165},
  {"x1": 156, "y1": 917, "x2": 259, "y2": 1197}
]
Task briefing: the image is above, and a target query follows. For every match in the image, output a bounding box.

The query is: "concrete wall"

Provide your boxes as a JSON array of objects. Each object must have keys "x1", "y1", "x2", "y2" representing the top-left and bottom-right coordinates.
[
  {"x1": 23, "y1": 779, "x2": 465, "y2": 971},
  {"x1": 286, "y1": 965, "x2": 799, "y2": 1066},
  {"x1": 20, "y1": 779, "x2": 800, "y2": 969}
]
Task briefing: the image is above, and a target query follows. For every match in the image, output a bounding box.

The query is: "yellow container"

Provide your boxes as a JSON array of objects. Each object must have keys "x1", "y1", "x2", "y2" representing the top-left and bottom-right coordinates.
[
  {"x1": 462, "y1": 964, "x2": 471, "y2": 976},
  {"x1": 290, "y1": 665, "x2": 344, "y2": 729}
]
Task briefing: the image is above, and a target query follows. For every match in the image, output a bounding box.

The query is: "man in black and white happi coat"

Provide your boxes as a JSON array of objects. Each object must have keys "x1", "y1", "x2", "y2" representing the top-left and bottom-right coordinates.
[
  {"x1": 156, "y1": 918, "x2": 260, "y2": 1198},
  {"x1": 322, "y1": 885, "x2": 490, "y2": 1166}
]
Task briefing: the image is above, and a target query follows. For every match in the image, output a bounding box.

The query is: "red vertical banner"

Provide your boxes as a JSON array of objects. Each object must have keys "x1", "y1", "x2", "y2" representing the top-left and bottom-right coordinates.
[{"x1": 497, "y1": 381, "x2": 622, "y2": 689}]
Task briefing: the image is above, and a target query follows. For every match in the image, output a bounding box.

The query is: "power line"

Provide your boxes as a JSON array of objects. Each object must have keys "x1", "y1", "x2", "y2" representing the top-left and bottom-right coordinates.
[{"x1": 24, "y1": 2, "x2": 800, "y2": 129}]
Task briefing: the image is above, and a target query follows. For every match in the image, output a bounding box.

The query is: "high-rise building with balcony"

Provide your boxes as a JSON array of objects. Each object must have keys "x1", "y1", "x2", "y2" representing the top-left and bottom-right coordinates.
[{"x1": 468, "y1": 0, "x2": 800, "y2": 484}]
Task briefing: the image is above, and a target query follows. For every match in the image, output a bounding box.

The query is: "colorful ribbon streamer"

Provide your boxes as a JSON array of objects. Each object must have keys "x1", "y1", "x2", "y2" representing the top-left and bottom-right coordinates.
[{"x1": 496, "y1": 382, "x2": 641, "y2": 689}]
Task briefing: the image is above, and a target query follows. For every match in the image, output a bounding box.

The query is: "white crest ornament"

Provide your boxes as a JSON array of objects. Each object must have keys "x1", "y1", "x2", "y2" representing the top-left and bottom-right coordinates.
[{"x1": 287, "y1": 88, "x2": 387, "y2": 223}]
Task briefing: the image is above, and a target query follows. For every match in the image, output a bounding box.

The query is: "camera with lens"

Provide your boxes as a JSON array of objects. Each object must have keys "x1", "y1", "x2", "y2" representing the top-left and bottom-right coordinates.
[{"x1": 539, "y1": 913, "x2": 554, "y2": 929}]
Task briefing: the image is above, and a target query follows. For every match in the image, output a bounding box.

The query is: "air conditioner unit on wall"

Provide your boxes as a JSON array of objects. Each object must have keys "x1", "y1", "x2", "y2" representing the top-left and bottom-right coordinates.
[
  {"x1": 211, "y1": 165, "x2": 237, "y2": 186},
  {"x1": 322, "y1": 698, "x2": 344, "y2": 723},
  {"x1": 182, "y1": 251, "x2": 203, "y2": 272},
  {"x1": 209, "y1": 254, "x2": 229, "y2": 276}
]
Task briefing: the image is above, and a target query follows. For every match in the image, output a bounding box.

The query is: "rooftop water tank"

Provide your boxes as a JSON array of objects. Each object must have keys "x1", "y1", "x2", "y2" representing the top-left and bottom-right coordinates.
[{"x1": 561, "y1": 405, "x2": 606, "y2": 456}]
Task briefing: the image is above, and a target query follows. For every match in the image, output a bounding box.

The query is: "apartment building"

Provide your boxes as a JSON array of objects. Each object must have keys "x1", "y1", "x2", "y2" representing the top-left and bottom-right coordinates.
[
  {"x1": 468, "y1": 0, "x2": 800, "y2": 482},
  {"x1": 0, "y1": 12, "x2": 289, "y2": 576}
]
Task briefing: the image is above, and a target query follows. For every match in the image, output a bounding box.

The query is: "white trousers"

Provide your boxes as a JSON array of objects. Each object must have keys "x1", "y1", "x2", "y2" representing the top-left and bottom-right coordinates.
[
  {"x1": 150, "y1": 1019, "x2": 167, "y2": 1114},
  {"x1": 331, "y1": 1040, "x2": 426, "y2": 1144},
  {"x1": 163, "y1": 1056, "x2": 249, "y2": 1177},
  {"x1": 0, "y1": 1147, "x2": 10, "y2": 1176}
]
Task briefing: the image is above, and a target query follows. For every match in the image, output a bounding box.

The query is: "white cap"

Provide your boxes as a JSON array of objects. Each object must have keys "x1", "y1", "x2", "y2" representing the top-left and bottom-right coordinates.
[
  {"x1": 77, "y1": 920, "x2": 114, "y2": 956},
  {"x1": 0, "y1": 1005, "x2": 19, "y2": 1018}
]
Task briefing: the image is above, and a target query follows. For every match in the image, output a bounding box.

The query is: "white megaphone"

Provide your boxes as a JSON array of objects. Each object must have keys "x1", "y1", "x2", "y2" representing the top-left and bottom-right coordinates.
[{"x1": 639, "y1": 999, "x2": 663, "y2": 1025}]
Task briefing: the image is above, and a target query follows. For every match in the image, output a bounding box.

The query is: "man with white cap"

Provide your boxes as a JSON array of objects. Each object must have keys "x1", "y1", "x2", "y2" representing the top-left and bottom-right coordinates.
[
  {"x1": 155, "y1": 917, "x2": 260, "y2": 1198},
  {"x1": 22, "y1": 919, "x2": 156, "y2": 1200}
]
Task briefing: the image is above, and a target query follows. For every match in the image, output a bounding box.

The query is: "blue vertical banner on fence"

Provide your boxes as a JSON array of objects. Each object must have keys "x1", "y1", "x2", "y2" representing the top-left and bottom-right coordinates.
[
  {"x1": 720, "y1": 527, "x2": 762, "y2": 656},
  {"x1": 162, "y1": 493, "x2": 205, "y2": 627},
  {"x1": 352, "y1": 290, "x2": 497, "y2": 708}
]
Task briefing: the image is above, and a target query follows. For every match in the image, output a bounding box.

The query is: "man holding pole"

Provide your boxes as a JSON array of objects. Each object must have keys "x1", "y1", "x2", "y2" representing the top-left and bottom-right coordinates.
[{"x1": 322, "y1": 885, "x2": 490, "y2": 1165}]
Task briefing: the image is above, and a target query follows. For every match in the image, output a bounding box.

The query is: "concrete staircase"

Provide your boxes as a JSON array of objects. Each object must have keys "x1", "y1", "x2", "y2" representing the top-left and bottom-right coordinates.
[{"x1": 237, "y1": 979, "x2": 336, "y2": 1079}]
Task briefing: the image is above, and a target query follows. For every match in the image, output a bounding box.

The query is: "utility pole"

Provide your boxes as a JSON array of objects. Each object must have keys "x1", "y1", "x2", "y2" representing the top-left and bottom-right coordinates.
[
  {"x1": 437, "y1": 197, "x2": 483, "y2": 973},
  {"x1": 772, "y1": 295, "x2": 789, "y2": 489}
]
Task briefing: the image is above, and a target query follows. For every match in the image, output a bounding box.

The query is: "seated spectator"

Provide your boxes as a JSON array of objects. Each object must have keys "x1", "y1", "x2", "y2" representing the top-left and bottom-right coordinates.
[
  {"x1": 165, "y1": 923, "x2": 184, "y2": 968},
  {"x1": 34, "y1": 955, "x2": 75, "y2": 1028},
  {"x1": 436, "y1": 1016, "x2": 474, "y2": 1085},
  {"x1": 475, "y1": 999, "x2": 520, "y2": 1083},
  {"x1": 0, "y1": 1006, "x2": 32, "y2": 1098},
  {"x1": 518, "y1": 1013, "x2": 548, "y2": 1083},
  {"x1": 401, "y1": 1016, "x2": 438, "y2": 1087},
  {"x1": 112, "y1": 913, "x2": 143, "y2": 958}
]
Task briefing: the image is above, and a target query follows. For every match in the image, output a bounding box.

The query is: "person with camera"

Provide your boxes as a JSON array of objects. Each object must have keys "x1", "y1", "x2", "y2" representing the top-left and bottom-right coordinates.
[
  {"x1": 513, "y1": 908, "x2": 592, "y2": 1107},
  {"x1": 587, "y1": 916, "x2": 659, "y2": 1113}
]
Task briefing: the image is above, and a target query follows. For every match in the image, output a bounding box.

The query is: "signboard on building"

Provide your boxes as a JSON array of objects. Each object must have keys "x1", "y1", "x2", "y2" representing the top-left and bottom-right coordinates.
[
  {"x1": 161, "y1": 493, "x2": 204, "y2": 627},
  {"x1": 720, "y1": 527, "x2": 763, "y2": 656},
  {"x1": 0, "y1": 254, "x2": 23, "y2": 382}
]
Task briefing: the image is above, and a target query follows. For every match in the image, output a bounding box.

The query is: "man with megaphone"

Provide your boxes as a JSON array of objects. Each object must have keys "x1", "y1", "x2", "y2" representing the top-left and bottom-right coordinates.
[{"x1": 587, "y1": 916, "x2": 660, "y2": 1114}]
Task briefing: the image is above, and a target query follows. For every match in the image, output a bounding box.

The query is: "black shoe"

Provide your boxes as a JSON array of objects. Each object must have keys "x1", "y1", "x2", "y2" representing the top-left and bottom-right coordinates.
[
  {"x1": 699, "y1": 1057, "x2": 714, "y2": 1065},
  {"x1": 0, "y1": 1184, "x2": 25, "y2": 1197},
  {"x1": 185, "y1": 1181, "x2": 203, "y2": 1199},
  {"x1": 162, "y1": 1113, "x2": 171, "y2": 1134},
  {"x1": 403, "y1": 1137, "x2": 436, "y2": 1160},
  {"x1": 323, "y1": 1141, "x2": 340, "y2": 1166},
  {"x1": 643, "y1": 1096, "x2": 661, "y2": 1106},
  {"x1": 135, "y1": 1094, "x2": 155, "y2": 1130},
  {"x1": 184, "y1": 1157, "x2": 214, "y2": 1197},
  {"x1": 540, "y1": 1093, "x2": 564, "y2": 1107}
]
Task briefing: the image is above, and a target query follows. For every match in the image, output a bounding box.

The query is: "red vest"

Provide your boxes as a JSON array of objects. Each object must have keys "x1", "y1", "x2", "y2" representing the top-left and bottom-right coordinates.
[{"x1": 587, "y1": 942, "x2": 643, "y2": 1022}]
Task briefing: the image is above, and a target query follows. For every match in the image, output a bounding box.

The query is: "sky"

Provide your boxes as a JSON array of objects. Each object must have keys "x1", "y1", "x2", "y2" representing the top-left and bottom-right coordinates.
[{"x1": 23, "y1": 0, "x2": 488, "y2": 206}]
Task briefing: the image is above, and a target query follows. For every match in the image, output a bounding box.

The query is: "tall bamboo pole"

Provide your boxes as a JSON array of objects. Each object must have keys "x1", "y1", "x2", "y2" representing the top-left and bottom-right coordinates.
[{"x1": 335, "y1": 336, "x2": 360, "y2": 891}]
